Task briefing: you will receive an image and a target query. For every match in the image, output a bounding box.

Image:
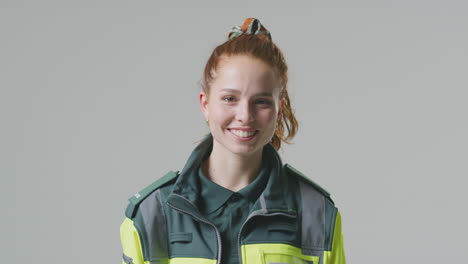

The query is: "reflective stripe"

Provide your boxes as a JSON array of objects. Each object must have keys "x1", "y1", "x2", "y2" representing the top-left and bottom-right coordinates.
[
  {"x1": 298, "y1": 178, "x2": 325, "y2": 249},
  {"x1": 298, "y1": 178, "x2": 326, "y2": 264},
  {"x1": 138, "y1": 188, "x2": 169, "y2": 261},
  {"x1": 260, "y1": 193, "x2": 267, "y2": 209},
  {"x1": 324, "y1": 201, "x2": 338, "y2": 251}
]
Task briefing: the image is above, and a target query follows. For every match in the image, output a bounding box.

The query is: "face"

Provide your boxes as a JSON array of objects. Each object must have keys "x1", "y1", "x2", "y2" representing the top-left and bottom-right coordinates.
[{"x1": 199, "y1": 54, "x2": 284, "y2": 157}]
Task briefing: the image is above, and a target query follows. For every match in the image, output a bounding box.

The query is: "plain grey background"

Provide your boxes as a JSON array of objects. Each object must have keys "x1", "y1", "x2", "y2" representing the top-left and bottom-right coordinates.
[{"x1": 1, "y1": 0, "x2": 467, "y2": 263}]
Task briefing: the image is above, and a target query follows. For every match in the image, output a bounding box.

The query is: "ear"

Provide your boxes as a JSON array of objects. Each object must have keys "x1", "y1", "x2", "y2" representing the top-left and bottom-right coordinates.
[
  {"x1": 277, "y1": 97, "x2": 285, "y2": 121},
  {"x1": 199, "y1": 90, "x2": 209, "y2": 121},
  {"x1": 280, "y1": 97, "x2": 285, "y2": 110}
]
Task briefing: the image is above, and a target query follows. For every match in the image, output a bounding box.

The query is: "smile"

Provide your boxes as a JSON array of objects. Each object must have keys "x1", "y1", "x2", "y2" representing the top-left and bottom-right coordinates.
[{"x1": 228, "y1": 129, "x2": 258, "y2": 139}]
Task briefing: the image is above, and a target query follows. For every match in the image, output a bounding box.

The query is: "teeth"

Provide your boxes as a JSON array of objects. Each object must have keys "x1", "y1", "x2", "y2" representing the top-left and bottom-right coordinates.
[{"x1": 230, "y1": 129, "x2": 256, "y2": 138}]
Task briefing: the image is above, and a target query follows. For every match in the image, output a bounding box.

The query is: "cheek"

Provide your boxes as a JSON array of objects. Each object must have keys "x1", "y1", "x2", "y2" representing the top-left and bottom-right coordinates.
[
  {"x1": 258, "y1": 108, "x2": 277, "y2": 125},
  {"x1": 210, "y1": 104, "x2": 234, "y2": 124}
]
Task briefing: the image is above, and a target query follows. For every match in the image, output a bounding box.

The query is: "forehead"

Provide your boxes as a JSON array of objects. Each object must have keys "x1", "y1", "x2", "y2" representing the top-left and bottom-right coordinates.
[{"x1": 212, "y1": 55, "x2": 278, "y2": 90}]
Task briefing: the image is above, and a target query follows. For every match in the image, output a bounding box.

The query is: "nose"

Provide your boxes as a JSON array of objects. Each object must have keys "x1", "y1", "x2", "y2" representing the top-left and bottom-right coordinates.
[{"x1": 235, "y1": 100, "x2": 255, "y2": 124}]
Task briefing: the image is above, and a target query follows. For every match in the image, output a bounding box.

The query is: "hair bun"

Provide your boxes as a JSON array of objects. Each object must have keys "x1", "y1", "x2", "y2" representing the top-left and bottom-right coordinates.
[{"x1": 228, "y1": 18, "x2": 272, "y2": 41}]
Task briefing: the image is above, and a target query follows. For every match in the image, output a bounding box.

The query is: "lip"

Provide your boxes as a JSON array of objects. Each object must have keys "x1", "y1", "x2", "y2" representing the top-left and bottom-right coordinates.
[
  {"x1": 227, "y1": 128, "x2": 258, "y2": 141},
  {"x1": 228, "y1": 128, "x2": 257, "y2": 132}
]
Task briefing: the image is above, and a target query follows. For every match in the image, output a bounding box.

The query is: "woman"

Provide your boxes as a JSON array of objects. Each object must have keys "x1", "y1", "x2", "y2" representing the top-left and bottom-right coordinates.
[{"x1": 120, "y1": 18, "x2": 346, "y2": 264}]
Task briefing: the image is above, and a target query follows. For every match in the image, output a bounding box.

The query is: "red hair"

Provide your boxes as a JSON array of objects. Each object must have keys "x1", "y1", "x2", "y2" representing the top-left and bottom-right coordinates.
[{"x1": 199, "y1": 31, "x2": 298, "y2": 150}]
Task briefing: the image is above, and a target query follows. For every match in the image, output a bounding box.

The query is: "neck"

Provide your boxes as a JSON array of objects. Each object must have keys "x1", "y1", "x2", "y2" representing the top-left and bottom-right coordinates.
[{"x1": 202, "y1": 140, "x2": 263, "y2": 192}]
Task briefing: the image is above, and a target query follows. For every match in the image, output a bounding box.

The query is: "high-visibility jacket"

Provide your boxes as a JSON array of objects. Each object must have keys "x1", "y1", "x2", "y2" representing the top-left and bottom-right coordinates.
[{"x1": 120, "y1": 133, "x2": 346, "y2": 264}]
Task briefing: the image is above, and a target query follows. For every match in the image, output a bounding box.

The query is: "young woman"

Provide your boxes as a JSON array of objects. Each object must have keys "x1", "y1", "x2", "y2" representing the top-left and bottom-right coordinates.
[{"x1": 120, "y1": 18, "x2": 346, "y2": 264}]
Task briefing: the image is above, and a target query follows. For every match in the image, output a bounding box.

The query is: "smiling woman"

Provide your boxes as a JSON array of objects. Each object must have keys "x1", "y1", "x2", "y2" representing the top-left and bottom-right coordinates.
[
  {"x1": 120, "y1": 18, "x2": 346, "y2": 264},
  {"x1": 200, "y1": 55, "x2": 282, "y2": 158}
]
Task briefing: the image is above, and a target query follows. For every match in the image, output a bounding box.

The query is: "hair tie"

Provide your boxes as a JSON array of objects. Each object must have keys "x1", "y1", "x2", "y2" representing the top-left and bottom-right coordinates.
[{"x1": 228, "y1": 18, "x2": 272, "y2": 41}]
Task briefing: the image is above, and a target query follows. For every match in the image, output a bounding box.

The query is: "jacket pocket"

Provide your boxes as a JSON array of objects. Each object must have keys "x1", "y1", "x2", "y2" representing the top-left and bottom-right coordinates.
[
  {"x1": 267, "y1": 222, "x2": 297, "y2": 233},
  {"x1": 261, "y1": 248, "x2": 319, "y2": 264},
  {"x1": 169, "y1": 232, "x2": 192, "y2": 244}
]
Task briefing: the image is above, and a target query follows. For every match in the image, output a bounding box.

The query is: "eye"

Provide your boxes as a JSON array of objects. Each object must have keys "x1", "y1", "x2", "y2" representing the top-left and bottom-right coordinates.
[
  {"x1": 255, "y1": 99, "x2": 272, "y2": 105},
  {"x1": 222, "y1": 96, "x2": 236, "y2": 102}
]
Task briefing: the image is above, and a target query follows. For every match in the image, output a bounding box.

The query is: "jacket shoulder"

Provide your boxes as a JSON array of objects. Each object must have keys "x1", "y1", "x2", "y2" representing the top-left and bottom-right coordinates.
[
  {"x1": 283, "y1": 163, "x2": 335, "y2": 205},
  {"x1": 124, "y1": 170, "x2": 179, "y2": 218}
]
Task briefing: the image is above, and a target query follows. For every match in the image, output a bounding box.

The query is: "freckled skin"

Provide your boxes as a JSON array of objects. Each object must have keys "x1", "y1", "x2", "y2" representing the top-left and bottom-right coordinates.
[{"x1": 199, "y1": 54, "x2": 284, "y2": 158}]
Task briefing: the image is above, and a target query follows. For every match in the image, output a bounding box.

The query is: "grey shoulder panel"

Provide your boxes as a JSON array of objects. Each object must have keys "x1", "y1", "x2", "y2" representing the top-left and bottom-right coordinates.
[
  {"x1": 298, "y1": 176, "x2": 326, "y2": 253},
  {"x1": 292, "y1": 163, "x2": 339, "y2": 257},
  {"x1": 133, "y1": 188, "x2": 169, "y2": 261},
  {"x1": 125, "y1": 170, "x2": 179, "y2": 218},
  {"x1": 324, "y1": 199, "x2": 338, "y2": 251},
  {"x1": 284, "y1": 163, "x2": 334, "y2": 205}
]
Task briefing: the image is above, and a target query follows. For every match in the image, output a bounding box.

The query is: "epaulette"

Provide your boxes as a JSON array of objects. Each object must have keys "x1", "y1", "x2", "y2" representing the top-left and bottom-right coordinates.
[
  {"x1": 283, "y1": 163, "x2": 334, "y2": 204},
  {"x1": 125, "y1": 170, "x2": 179, "y2": 218}
]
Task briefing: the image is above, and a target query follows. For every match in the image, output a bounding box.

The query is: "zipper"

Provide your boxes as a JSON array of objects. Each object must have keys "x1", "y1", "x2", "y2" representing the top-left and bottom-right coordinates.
[
  {"x1": 237, "y1": 210, "x2": 297, "y2": 264},
  {"x1": 166, "y1": 194, "x2": 223, "y2": 264}
]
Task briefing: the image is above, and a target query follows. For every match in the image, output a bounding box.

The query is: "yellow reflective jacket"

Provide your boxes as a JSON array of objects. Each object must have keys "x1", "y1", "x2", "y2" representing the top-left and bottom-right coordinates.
[{"x1": 120, "y1": 133, "x2": 346, "y2": 264}]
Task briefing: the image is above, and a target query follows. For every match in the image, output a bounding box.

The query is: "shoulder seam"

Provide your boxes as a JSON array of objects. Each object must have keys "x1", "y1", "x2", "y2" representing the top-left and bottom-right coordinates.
[
  {"x1": 125, "y1": 170, "x2": 179, "y2": 218},
  {"x1": 284, "y1": 163, "x2": 335, "y2": 205}
]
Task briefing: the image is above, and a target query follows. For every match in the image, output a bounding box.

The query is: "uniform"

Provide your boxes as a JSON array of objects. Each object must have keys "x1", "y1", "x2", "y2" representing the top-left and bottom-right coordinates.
[{"x1": 119, "y1": 132, "x2": 346, "y2": 264}]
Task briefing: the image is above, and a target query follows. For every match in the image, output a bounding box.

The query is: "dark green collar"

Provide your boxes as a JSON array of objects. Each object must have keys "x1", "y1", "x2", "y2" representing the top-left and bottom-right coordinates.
[
  {"x1": 168, "y1": 133, "x2": 298, "y2": 217},
  {"x1": 198, "y1": 165, "x2": 233, "y2": 214},
  {"x1": 197, "y1": 146, "x2": 271, "y2": 214},
  {"x1": 236, "y1": 146, "x2": 271, "y2": 201}
]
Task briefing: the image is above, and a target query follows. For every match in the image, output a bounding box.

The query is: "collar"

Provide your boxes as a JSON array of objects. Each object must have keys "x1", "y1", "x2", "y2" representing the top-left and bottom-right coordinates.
[
  {"x1": 198, "y1": 165, "x2": 233, "y2": 214},
  {"x1": 197, "y1": 144, "x2": 271, "y2": 214},
  {"x1": 167, "y1": 133, "x2": 298, "y2": 217}
]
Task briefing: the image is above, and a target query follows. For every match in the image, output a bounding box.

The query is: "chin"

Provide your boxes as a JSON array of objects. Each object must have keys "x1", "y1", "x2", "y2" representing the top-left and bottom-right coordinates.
[
  {"x1": 226, "y1": 136, "x2": 267, "y2": 156},
  {"x1": 214, "y1": 139, "x2": 256, "y2": 156},
  {"x1": 227, "y1": 144, "x2": 259, "y2": 156}
]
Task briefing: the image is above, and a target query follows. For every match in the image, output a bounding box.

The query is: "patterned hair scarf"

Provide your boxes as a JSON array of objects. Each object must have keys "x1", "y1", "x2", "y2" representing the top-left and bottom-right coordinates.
[{"x1": 228, "y1": 18, "x2": 272, "y2": 41}]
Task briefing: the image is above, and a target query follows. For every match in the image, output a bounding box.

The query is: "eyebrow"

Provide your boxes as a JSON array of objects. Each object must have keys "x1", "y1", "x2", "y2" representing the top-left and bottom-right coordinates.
[{"x1": 221, "y1": 88, "x2": 273, "y2": 97}]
